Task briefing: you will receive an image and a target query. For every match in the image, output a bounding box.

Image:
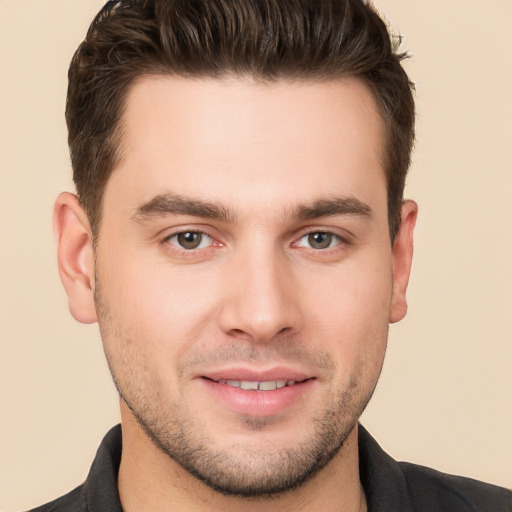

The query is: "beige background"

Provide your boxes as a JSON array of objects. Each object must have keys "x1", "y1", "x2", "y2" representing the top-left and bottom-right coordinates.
[{"x1": 1, "y1": 1, "x2": 511, "y2": 510}]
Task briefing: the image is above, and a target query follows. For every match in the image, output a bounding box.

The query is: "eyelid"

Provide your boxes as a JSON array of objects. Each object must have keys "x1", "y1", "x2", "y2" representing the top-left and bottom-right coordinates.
[
  {"x1": 296, "y1": 231, "x2": 340, "y2": 247},
  {"x1": 158, "y1": 225, "x2": 352, "y2": 257},
  {"x1": 292, "y1": 227, "x2": 352, "y2": 245},
  {"x1": 167, "y1": 231, "x2": 213, "y2": 250},
  {"x1": 161, "y1": 227, "x2": 223, "y2": 254}
]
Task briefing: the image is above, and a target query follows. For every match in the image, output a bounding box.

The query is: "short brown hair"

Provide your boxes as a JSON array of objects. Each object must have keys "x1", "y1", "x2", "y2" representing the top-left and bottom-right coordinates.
[{"x1": 67, "y1": 0, "x2": 415, "y2": 240}]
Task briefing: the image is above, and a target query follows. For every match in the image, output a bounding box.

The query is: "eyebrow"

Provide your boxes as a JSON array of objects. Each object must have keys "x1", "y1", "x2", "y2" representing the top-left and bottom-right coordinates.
[
  {"x1": 294, "y1": 197, "x2": 373, "y2": 220},
  {"x1": 132, "y1": 193, "x2": 237, "y2": 223},
  {"x1": 132, "y1": 193, "x2": 373, "y2": 223}
]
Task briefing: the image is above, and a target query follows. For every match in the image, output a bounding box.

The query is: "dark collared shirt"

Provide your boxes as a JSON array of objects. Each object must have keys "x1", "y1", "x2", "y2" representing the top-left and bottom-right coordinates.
[{"x1": 28, "y1": 424, "x2": 512, "y2": 512}]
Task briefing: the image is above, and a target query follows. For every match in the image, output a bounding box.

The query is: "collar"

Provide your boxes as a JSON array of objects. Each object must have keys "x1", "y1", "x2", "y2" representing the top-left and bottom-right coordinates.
[
  {"x1": 358, "y1": 424, "x2": 412, "y2": 512},
  {"x1": 82, "y1": 424, "x2": 413, "y2": 511}
]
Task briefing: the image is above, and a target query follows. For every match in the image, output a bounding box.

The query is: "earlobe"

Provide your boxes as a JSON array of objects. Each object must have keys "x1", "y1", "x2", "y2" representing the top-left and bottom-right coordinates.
[
  {"x1": 389, "y1": 200, "x2": 418, "y2": 324},
  {"x1": 53, "y1": 192, "x2": 98, "y2": 324}
]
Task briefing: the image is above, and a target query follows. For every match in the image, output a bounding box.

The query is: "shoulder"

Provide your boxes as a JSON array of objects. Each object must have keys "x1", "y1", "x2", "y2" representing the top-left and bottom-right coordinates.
[
  {"x1": 24, "y1": 425, "x2": 123, "y2": 512},
  {"x1": 358, "y1": 424, "x2": 512, "y2": 512},
  {"x1": 399, "y1": 461, "x2": 512, "y2": 512},
  {"x1": 25, "y1": 484, "x2": 86, "y2": 512}
]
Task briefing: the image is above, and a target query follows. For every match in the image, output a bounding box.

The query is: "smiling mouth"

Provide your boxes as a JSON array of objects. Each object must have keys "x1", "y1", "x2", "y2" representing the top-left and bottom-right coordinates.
[{"x1": 205, "y1": 378, "x2": 310, "y2": 391}]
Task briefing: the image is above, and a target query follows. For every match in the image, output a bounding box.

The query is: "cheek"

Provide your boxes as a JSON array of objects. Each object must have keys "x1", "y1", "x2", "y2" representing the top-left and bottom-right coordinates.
[
  {"x1": 96, "y1": 249, "x2": 223, "y2": 362},
  {"x1": 300, "y1": 256, "x2": 392, "y2": 369}
]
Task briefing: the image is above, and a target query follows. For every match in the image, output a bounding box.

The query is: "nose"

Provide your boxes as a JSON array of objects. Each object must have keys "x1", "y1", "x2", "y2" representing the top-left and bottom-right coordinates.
[{"x1": 219, "y1": 248, "x2": 303, "y2": 343}]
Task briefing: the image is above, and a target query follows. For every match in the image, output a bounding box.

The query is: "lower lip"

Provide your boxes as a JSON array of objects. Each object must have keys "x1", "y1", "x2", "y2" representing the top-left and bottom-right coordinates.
[{"x1": 200, "y1": 378, "x2": 316, "y2": 417}]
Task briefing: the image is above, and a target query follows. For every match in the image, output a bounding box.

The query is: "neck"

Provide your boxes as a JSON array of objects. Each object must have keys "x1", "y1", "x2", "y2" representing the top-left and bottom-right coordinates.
[{"x1": 118, "y1": 405, "x2": 366, "y2": 512}]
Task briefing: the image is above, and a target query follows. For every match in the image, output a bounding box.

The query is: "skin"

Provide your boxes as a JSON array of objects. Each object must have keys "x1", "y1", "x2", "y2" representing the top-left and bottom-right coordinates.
[{"x1": 55, "y1": 76, "x2": 417, "y2": 512}]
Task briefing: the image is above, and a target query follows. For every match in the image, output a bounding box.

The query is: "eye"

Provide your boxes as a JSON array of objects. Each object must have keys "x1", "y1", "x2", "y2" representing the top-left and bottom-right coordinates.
[
  {"x1": 296, "y1": 231, "x2": 342, "y2": 250},
  {"x1": 167, "y1": 231, "x2": 213, "y2": 250}
]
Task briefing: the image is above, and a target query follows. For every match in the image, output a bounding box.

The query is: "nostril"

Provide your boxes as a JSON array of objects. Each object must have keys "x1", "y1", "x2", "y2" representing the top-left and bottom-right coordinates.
[{"x1": 229, "y1": 328, "x2": 249, "y2": 337}]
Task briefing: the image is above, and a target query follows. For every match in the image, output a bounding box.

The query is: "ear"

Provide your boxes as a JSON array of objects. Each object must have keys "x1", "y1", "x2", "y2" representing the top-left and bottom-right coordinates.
[
  {"x1": 389, "y1": 200, "x2": 418, "y2": 324},
  {"x1": 53, "y1": 192, "x2": 98, "y2": 324}
]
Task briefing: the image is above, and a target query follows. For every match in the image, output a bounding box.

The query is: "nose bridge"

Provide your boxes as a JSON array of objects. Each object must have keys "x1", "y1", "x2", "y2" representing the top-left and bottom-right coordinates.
[{"x1": 219, "y1": 241, "x2": 301, "y2": 342}]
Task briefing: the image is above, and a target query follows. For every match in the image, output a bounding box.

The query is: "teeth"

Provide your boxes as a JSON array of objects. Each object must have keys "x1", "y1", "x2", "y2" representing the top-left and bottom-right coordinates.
[
  {"x1": 240, "y1": 381, "x2": 259, "y2": 390},
  {"x1": 259, "y1": 381, "x2": 277, "y2": 391},
  {"x1": 220, "y1": 379, "x2": 298, "y2": 391}
]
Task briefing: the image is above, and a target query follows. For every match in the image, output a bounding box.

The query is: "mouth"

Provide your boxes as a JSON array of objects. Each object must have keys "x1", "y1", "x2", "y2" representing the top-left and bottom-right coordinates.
[
  {"x1": 200, "y1": 374, "x2": 316, "y2": 417},
  {"x1": 204, "y1": 377, "x2": 308, "y2": 391}
]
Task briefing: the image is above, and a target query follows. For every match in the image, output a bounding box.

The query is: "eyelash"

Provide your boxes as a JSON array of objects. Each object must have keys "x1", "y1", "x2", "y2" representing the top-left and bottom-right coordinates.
[
  {"x1": 163, "y1": 230, "x2": 217, "y2": 253},
  {"x1": 161, "y1": 228, "x2": 351, "y2": 255},
  {"x1": 293, "y1": 231, "x2": 348, "y2": 252}
]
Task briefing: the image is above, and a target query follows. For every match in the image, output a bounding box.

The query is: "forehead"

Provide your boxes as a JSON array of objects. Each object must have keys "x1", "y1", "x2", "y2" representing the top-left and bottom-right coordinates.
[{"x1": 107, "y1": 75, "x2": 387, "y2": 215}]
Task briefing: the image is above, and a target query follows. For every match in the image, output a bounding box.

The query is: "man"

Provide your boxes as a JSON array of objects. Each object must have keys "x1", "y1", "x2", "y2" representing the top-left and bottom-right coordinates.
[{"x1": 28, "y1": 0, "x2": 511, "y2": 511}]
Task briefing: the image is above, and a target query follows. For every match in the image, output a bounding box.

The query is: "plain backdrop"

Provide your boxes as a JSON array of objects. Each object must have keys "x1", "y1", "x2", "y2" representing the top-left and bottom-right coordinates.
[{"x1": 0, "y1": 1, "x2": 511, "y2": 510}]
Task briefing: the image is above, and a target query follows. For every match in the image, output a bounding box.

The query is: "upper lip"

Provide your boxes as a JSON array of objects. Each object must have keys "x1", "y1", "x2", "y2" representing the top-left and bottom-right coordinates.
[{"x1": 199, "y1": 367, "x2": 313, "y2": 383}]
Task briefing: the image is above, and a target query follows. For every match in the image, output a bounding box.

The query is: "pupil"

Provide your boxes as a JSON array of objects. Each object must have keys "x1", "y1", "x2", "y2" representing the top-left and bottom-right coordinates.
[
  {"x1": 178, "y1": 232, "x2": 201, "y2": 249},
  {"x1": 309, "y1": 232, "x2": 331, "y2": 249}
]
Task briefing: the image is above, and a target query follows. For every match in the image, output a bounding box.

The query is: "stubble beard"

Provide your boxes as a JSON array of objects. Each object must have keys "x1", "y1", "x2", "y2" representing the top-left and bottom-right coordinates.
[
  {"x1": 95, "y1": 286, "x2": 383, "y2": 498},
  {"x1": 120, "y1": 381, "x2": 366, "y2": 498}
]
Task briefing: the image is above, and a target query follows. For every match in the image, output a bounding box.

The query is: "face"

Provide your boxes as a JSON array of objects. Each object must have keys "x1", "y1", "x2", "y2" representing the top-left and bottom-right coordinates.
[{"x1": 67, "y1": 76, "x2": 414, "y2": 496}]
